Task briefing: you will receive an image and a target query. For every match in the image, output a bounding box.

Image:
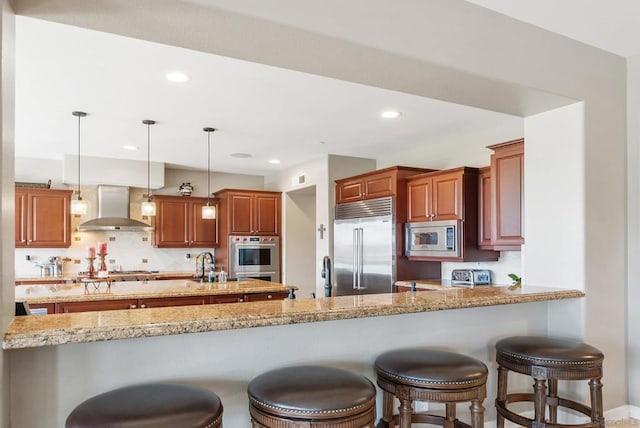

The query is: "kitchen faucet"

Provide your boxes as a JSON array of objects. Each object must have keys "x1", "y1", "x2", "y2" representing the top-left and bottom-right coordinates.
[{"x1": 195, "y1": 252, "x2": 214, "y2": 282}]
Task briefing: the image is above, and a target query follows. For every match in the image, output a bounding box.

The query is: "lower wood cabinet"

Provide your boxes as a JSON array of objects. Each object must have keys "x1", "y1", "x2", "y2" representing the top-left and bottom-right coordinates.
[
  {"x1": 138, "y1": 296, "x2": 208, "y2": 308},
  {"x1": 57, "y1": 299, "x2": 139, "y2": 314},
  {"x1": 244, "y1": 292, "x2": 289, "y2": 302},
  {"x1": 211, "y1": 295, "x2": 246, "y2": 304},
  {"x1": 33, "y1": 291, "x2": 291, "y2": 314}
]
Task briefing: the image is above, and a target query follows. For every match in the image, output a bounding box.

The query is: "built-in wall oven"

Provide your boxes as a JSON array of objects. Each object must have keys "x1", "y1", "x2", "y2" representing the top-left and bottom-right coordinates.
[{"x1": 228, "y1": 236, "x2": 280, "y2": 283}]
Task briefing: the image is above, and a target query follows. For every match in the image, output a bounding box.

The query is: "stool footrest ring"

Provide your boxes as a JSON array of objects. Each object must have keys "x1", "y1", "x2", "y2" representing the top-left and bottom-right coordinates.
[{"x1": 496, "y1": 395, "x2": 602, "y2": 428}]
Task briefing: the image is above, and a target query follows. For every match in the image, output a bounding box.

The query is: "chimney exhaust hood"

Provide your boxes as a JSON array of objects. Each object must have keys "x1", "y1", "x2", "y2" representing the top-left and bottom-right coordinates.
[{"x1": 77, "y1": 185, "x2": 154, "y2": 232}]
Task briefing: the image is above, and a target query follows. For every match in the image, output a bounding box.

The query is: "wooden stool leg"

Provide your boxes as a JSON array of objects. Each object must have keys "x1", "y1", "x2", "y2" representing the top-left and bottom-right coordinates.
[
  {"x1": 533, "y1": 379, "x2": 547, "y2": 423},
  {"x1": 398, "y1": 398, "x2": 413, "y2": 428},
  {"x1": 470, "y1": 398, "x2": 485, "y2": 428},
  {"x1": 378, "y1": 390, "x2": 394, "y2": 428},
  {"x1": 548, "y1": 378, "x2": 558, "y2": 423},
  {"x1": 496, "y1": 365, "x2": 508, "y2": 428},
  {"x1": 589, "y1": 377, "x2": 605, "y2": 428},
  {"x1": 445, "y1": 403, "x2": 457, "y2": 428}
]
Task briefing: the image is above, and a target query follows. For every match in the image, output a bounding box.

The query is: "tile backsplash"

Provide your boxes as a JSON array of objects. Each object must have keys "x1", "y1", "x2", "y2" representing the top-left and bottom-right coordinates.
[
  {"x1": 15, "y1": 231, "x2": 213, "y2": 276},
  {"x1": 14, "y1": 186, "x2": 214, "y2": 277}
]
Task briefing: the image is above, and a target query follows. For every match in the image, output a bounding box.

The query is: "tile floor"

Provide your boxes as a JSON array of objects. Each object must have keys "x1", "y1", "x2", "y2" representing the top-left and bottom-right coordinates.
[{"x1": 607, "y1": 419, "x2": 638, "y2": 427}]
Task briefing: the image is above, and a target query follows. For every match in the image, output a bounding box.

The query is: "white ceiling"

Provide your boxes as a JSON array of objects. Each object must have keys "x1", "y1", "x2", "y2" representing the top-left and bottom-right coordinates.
[
  {"x1": 466, "y1": 0, "x2": 640, "y2": 58},
  {"x1": 15, "y1": 16, "x2": 517, "y2": 176},
  {"x1": 15, "y1": 1, "x2": 640, "y2": 177}
]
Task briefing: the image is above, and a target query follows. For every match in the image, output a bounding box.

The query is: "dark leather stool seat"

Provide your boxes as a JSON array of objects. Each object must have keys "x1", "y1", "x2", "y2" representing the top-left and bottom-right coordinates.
[
  {"x1": 65, "y1": 383, "x2": 223, "y2": 428},
  {"x1": 375, "y1": 348, "x2": 488, "y2": 428},
  {"x1": 248, "y1": 365, "x2": 376, "y2": 427},
  {"x1": 495, "y1": 336, "x2": 605, "y2": 428}
]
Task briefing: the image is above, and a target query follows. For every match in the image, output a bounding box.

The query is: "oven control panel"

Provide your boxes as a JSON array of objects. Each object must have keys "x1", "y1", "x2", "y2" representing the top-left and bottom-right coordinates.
[{"x1": 232, "y1": 236, "x2": 278, "y2": 242}]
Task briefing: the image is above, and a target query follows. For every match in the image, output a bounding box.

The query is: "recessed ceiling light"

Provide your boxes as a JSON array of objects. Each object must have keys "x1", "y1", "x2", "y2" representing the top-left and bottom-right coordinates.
[
  {"x1": 165, "y1": 72, "x2": 190, "y2": 83},
  {"x1": 269, "y1": 159, "x2": 281, "y2": 164},
  {"x1": 230, "y1": 153, "x2": 253, "y2": 159},
  {"x1": 122, "y1": 145, "x2": 139, "y2": 151},
  {"x1": 381, "y1": 110, "x2": 402, "y2": 119}
]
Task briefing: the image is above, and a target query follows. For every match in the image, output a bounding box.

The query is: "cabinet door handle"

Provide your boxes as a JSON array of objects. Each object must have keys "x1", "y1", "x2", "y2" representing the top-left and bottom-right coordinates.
[
  {"x1": 140, "y1": 304, "x2": 146, "y2": 308},
  {"x1": 27, "y1": 240, "x2": 32, "y2": 243},
  {"x1": 267, "y1": 295, "x2": 273, "y2": 299},
  {"x1": 130, "y1": 304, "x2": 137, "y2": 309},
  {"x1": 239, "y1": 298, "x2": 244, "y2": 302},
  {"x1": 185, "y1": 240, "x2": 189, "y2": 243}
]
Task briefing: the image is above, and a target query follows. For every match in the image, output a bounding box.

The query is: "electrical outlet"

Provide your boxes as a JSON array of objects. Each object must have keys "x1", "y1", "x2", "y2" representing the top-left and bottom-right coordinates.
[
  {"x1": 142, "y1": 237, "x2": 148, "y2": 242},
  {"x1": 74, "y1": 259, "x2": 81, "y2": 264},
  {"x1": 142, "y1": 258, "x2": 148, "y2": 263},
  {"x1": 108, "y1": 236, "x2": 116, "y2": 241},
  {"x1": 25, "y1": 255, "x2": 31, "y2": 261},
  {"x1": 185, "y1": 253, "x2": 191, "y2": 260},
  {"x1": 109, "y1": 259, "x2": 116, "y2": 264},
  {"x1": 74, "y1": 236, "x2": 81, "y2": 241}
]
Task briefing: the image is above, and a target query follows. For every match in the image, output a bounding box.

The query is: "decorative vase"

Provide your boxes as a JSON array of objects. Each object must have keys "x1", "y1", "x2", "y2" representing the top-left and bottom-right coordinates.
[{"x1": 179, "y1": 182, "x2": 193, "y2": 196}]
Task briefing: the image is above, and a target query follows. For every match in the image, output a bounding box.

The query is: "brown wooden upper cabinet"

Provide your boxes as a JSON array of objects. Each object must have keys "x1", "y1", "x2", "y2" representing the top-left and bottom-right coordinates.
[
  {"x1": 216, "y1": 189, "x2": 281, "y2": 236},
  {"x1": 151, "y1": 195, "x2": 219, "y2": 248},
  {"x1": 406, "y1": 168, "x2": 478, "y2": 222},
  {"x1": 15, "y1": 187, "x2": 72, "y2": 248},
  {"x1": 479, "y1": 138, "x2": 524, "y2": 250},
  {"x1": 335, "y1": 166, "x2": 434, "y2": 205}
]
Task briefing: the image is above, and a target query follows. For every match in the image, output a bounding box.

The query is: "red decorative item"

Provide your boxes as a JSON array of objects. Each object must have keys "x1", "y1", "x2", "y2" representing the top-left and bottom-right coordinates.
[{"x1": 86, "y1": 257, "x2": 96, "y2": 278}]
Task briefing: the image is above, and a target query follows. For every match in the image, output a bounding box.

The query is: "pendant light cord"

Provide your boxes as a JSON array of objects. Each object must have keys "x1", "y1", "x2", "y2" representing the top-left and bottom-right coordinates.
[
  {"x1": 203, "y1": 127, "x2": 216, "y2": 206},
  {"x1": 142, "y1": 120, "x2": 156, "y2": 201},
  {"x1": 207, "y1": 131, "x2": 211, "y2": 205},
  {"x1": 147, "y1": 122, "x2": 150, "y2": 201},
  {"x1": 77, "y1": 114, "x2": 81, "y2": 199},
  {"x1": 72, "y1": 111, "x2": 87, "y2": 200}
]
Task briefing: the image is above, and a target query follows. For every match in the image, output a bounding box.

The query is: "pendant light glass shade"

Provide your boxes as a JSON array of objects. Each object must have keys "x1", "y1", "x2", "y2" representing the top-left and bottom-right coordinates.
[
  {"x1": 70, "y1": 111, "x2": 88, "y2": 215},
  {"x1": 70, "y1": 198, "x2": 88, "y2": 215},
  {"x1": 142, "y1": 119, "x2": 157, "y2": 216},
  {"x1": 202, "y1": 127, "x2": 216, "y2": 219}
]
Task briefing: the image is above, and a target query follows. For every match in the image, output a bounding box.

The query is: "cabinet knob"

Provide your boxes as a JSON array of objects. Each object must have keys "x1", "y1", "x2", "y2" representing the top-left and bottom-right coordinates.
[
  {"x1": 267, "y1": 295, "x2": 273, "y2": 299},
  {"x1": 140, "y1": 304, "x2": 146, "y2": 308},
  {"x1": 239, "y1": 298, "x2": 244, "y2": 302},
  {"x1": 130, "y1": 304, "x2": 137, "y2": 309}
]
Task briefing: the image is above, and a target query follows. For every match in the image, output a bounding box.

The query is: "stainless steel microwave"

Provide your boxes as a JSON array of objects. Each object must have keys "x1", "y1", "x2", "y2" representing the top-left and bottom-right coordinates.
[{"x1": 405, "y1": 220, "x2": 460, "y2": 258}]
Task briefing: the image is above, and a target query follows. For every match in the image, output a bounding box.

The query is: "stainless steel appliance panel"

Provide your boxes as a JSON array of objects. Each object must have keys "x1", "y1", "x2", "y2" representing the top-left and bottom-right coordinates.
[
  {"x1": 405, "y1": 220, "x2": 460, "y2": 258},
  {"x1": 334, "y1": 196, "x2": 395, "y2": 296},
  {"x1": 228, "y1": 236, "x2": 280, "y2": 283}
]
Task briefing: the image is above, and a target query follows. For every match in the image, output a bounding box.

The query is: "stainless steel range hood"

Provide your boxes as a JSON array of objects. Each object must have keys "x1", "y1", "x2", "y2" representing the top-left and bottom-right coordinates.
[{"x1": 78, "y1": 186, "x2": 154, "y2": 232}]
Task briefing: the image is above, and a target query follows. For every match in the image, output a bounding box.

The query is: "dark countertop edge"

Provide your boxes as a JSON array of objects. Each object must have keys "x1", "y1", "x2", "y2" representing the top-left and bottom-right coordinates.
[{"x1": 2, "y1": 289, "x2": 585, "y2": 350}]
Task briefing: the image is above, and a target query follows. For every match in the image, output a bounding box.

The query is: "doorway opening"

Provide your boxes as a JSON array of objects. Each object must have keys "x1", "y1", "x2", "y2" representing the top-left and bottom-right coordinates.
[{"x1": 284, "y1": 186, "x2": 316, "y2": 298}]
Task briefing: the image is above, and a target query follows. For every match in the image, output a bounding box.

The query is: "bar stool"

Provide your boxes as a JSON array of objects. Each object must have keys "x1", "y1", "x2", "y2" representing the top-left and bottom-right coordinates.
[
  {"x1": 375, "y1": 348, "x2": 488, "y2": 428},
  {"x1": 65, "y1": 383, "x2": 223, "y2": 428},
  {"x1": 248, "y1": 365, "x2": 377, "y2": 427},
  {"x1": 495, "y1": 336, "x2": 604, "y2": 428}
]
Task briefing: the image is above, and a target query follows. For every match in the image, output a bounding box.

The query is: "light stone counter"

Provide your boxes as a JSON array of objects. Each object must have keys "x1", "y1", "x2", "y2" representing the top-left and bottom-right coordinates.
[
  {"x1": 14, "y1": 278, "x2": 295, "y2": 304},
  {"x1": 4, "y1": 285, "x2": 583, "y2": 349}
]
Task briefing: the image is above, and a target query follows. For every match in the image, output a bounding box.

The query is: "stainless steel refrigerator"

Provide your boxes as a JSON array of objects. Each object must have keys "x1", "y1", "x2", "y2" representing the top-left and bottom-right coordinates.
[{"x1": 333, "y1": 196, "x2": 395, "y2": 295}]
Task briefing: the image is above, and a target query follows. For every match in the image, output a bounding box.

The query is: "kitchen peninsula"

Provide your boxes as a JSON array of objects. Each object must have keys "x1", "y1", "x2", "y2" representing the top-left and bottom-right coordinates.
[
  {"x1": 5, "y1": 285, "x2": 582, "y2": 348},
  {"x1": 5, "y1": 283, "x2": 584, "y2": 427}
]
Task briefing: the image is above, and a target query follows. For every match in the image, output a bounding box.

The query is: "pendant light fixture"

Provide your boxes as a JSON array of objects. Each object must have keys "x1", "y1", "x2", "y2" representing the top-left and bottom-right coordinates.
[
  {"x1": 202, "y1": 127, "x2": 216, "y2": 219},
  {"x1": 70, "y1": 111, "x2": 88, "y2": 215},
  {"x1": 141, "y1": 119, "x2": 157, "y2": 216}
]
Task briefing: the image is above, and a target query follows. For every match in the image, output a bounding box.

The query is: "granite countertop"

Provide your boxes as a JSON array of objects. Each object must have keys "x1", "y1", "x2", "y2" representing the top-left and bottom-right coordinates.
[
  {"x1": 3, "y1": 285, "x2": 584, "y2": 349},
  {"x1": 15, "y1": 271, "x2": 194, "y2": 284},
  {"x1": 15, "y1": 279, "x2": 296, "y2": 304}
]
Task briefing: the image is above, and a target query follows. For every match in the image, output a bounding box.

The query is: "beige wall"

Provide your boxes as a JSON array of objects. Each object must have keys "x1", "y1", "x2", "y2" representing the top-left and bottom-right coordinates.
[
  {"x1": 627, "y1": 54, "x2": 640, "y2": 409},
  {"x1": 0, "y1": 1, "x2": 14, "y2": 425}
]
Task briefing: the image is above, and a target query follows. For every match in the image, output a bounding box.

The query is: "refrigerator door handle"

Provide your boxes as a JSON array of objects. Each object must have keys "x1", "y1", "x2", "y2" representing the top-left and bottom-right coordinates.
[
  {"x1": 353, "y1": 228, "x2": 358, "y2": 289},
  {"x1": 358, "y1": 228, "x2": 364, "y2": 289}
]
